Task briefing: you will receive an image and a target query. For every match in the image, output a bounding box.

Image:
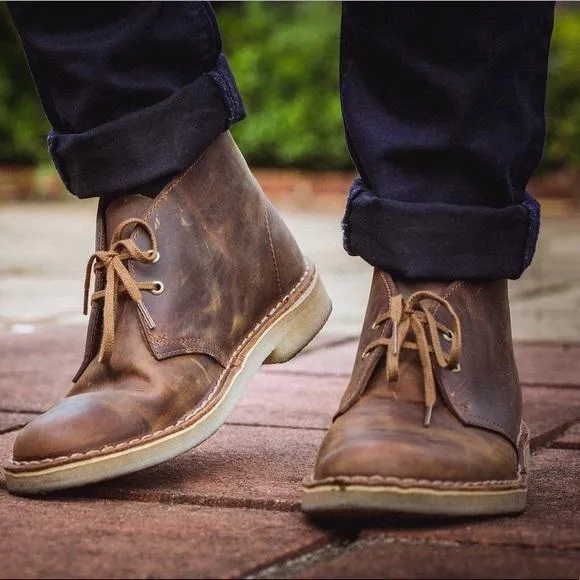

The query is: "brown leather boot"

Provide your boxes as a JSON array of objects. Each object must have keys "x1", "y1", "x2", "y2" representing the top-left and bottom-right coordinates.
[
  {"x1": 302, "y1": 268, "x2": 528, "y2": 517},
  {"x1": 6, "y1": 132, "x2": 332, "y2": 495}
]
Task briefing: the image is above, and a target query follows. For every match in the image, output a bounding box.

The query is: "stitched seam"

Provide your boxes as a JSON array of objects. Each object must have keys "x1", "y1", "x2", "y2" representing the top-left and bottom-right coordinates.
[
  {"x1": 303, "y1": 474, "x2": 525, "y2": 488},
  {"x1": 379, "y1": 271, "x2": 393, "y2": 301},
  {"x1": 432, "y1": 281, "x2": 464, "y2": 316},
  {"x1": 151, "y1": 337, "x2": 228, "y2": 364},
  {"x1": 10, "y1": 264, "x2": 312, "y2": 467},
  {"x1": 456, "y1": 406, "x2": 513, "y2": 441},
  {"x1": 264, "y1": 205, "x2": 283, "y2": 297}
]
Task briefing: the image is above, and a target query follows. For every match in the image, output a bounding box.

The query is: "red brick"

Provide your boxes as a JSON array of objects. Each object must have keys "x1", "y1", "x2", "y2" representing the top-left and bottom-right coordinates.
[
  {"x1": 0, "y1": 412, "x2": 36, "y2": 434},
  {"x1": 73, "y1": 424, "x2": 325, "y2": 510},
  {"x1": 229, "y1": 373, "x2": 345, "y2": 429},
  {"x1": 295, "y1": 539, "x2": 580, "y2": 579},
  {"x1": 0, "y1": 327, "x2": 83, "y2": 412},
  {"x1": 0, "y1": 493, "x2": 331, "y2": 579},
  {"x1": 0, "y1": 432, "x2": 17, "y2": 484},
  {"x1": 553, "y1": 422, "x2": 580, "y2": 449},
  {"x1": 271, "y1": 341, "x2": 580, "y2": 390},
  {"x1": 523, "y1": 387, "x2": 580, "y2": 449},
  {"x1": 515, "y1": 343, "x2": 580, "y2": 387},
  {"x1": 266, "y1": 341, "x2": 356, "y2": 376}
]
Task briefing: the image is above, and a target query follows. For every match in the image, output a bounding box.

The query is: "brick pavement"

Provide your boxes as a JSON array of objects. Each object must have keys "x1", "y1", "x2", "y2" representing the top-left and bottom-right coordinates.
[{"x1": 0, "y1": 327, "x2": 578, "y2": 579}]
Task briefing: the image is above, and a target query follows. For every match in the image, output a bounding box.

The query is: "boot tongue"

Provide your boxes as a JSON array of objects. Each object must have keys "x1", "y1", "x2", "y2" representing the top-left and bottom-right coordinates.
[
  {"x1": 366, "y1": 272, "x2": 456, "y2": 403},
  {"x1": 104, "y1": 195, "x2": 153, "y2": 246},
  {"x1": 393, "y1": 278, "x2": 452, "y2": 300}
]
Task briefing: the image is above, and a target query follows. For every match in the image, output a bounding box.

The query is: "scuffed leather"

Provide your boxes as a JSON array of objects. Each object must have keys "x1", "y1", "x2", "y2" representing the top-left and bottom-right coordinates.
[
  {"x1": 313, "y1": 269, "x2": 521, "y2": 484},
  {"x1": 12, "y1": 132, "x2": 306, "y2": 463}
]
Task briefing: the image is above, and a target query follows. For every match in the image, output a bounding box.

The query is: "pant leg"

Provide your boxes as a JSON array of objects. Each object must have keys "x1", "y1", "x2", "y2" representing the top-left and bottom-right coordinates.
[
  {"x1": 340, "y1": 2, "x2": 555, "y2": 280},
  {"x1": 8, "y1": 1, "x2": 244, "y2": 199}
]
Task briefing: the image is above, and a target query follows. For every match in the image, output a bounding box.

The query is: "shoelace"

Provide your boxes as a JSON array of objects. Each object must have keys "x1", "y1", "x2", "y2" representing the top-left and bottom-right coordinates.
[
  {"x1": 362, "y1": 291, "x2": 462, "y2": 427},
  {"x1": 83, "y1": 218, "x2": 161, "y2": 363}
]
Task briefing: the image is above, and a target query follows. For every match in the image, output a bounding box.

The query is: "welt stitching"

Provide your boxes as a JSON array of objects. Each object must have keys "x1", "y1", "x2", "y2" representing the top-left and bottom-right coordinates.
[
  {"x1": 304, "y1": 473, "x2": 525, "y2": 488},
  {"x1": 264, "y1": 204, "x2": 283, "y2": 297}
]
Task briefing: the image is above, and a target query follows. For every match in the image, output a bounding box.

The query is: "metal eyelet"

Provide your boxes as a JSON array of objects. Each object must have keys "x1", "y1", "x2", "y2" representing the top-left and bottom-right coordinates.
[
  {"x1": 147, "y1": 250, "x2": 160, "y2": 263},
  {"x1": 442, "y1": 330, "x2": 454, "y2": 342},
  {"x1": 151, "y1": 281, "x2": 164, "y2": 295},
  {"x1": 371, "y1": 321, "x2": 380, "y2": 330},
  {"x1": 361, "y1": 351, "x2": 370, "y2": 359},
  {"x1": 452, "y1": 363, "x2": 461, "y2": 373}
]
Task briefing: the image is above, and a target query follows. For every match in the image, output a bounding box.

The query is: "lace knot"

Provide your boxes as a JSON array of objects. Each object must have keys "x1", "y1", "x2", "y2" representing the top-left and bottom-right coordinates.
[
  {"x1": 83, "y1": 218, "x2": 160, "y2": 363},
  {"x1": 362, "y1": 291, "x2": 462, "y2": 427}
]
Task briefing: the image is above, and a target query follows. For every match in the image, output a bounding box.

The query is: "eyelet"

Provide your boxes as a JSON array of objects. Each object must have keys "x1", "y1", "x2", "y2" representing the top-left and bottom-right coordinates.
[
  {"x1": 452, "y1": 363, "x2": 461, "y2": 373},
  {"x1": 361, "y1": 351, "x2": 370, "y2": 359},
  {"x1": 151, "y1": 281, "x2": 164, "y2": 295},
  {"x1": 147, "y1": 250, "x2": 160, "y2": 263},
  {"x1": 371, "y1": 321, "x2": 379, "y2": 330},
  {"x1": 442, "y1": 330, "x2": 454, "y2": 342}
]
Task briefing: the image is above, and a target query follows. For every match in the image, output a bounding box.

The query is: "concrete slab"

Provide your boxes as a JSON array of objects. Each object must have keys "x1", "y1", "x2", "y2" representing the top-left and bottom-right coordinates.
[{"x1": 2, "y1": 201, "x2": 580, "y2": 343}]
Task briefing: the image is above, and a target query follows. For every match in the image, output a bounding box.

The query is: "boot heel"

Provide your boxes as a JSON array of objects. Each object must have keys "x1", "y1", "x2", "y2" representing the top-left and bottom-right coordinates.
[{"x1": 265, "y1": 270, "x2": 332, "y2": 364}]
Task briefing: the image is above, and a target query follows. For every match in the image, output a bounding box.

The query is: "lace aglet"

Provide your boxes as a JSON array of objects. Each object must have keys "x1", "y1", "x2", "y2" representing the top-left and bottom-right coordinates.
[
  {"x1": 137, "y1": 300, "x2": 156, "y2": 330},
  {"x1": 424, "y1": 404, "x2": 433, "y2": 427}
]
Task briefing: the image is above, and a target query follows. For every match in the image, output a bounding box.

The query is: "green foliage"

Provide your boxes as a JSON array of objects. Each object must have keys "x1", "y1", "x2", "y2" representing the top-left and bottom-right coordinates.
[
  {"x1": 0, "y1": 2, "x2": 49, "y2": 163},
  {"x1": 1, "y1": 1, "x2": 580, "y2": 172},
  {"x1": 216, "y1": 1, "x2": 350, "y2": 170},
  {"x1": 543, "y1": 6, "x2": 580, "y2": 170}
]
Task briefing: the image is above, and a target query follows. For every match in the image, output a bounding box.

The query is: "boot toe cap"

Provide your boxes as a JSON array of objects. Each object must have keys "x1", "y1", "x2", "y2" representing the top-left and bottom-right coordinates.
[
  {"x1": 12, "y1": 391, "x2": 151, "y2": 464},
  {"x1": 312, "y1": 400, "x2": 519, "y2": 484}
]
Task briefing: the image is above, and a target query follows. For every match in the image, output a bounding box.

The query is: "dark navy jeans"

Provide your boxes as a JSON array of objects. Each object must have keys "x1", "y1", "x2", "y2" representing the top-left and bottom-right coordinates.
[{"x1": 8, "y1": 1, "x2": 555, "y2": 281}]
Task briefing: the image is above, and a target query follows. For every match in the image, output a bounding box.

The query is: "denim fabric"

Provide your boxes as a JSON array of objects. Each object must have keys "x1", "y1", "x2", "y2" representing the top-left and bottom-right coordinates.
[
  {"x1": 8, "y1": 1, "x2": 245, "y2": 198},
  {"x1": 340, "y1": 2, "x2": 554, "y2": 280},
  {"x1": 9, "y1": 2, "x2": 555, "y2": 279}
]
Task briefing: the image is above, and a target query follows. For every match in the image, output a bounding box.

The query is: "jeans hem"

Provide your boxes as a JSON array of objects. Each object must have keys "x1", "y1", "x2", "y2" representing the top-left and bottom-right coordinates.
[
  {"x1": 342, "y1": 178, "x2": 540, "y2": 280},
  {"x1": 48, "y1": 55, "x2": 245, "y2": 199}
]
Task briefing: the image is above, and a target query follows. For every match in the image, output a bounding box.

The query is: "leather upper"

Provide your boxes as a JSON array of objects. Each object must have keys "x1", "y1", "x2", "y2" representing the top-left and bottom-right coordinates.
[
  {"x1": 12, "y1": 132, "x2": 306, "y2": 463},
  {"x1": 310, "y1": 269, "x2": 523, "y2": 485}
]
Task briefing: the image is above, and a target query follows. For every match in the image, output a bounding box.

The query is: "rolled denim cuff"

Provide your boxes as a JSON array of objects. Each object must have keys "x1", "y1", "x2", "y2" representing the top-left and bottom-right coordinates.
[
  {"x1": 342, "y1": 178, "x2": 541, "y2": 280},
  {"x1": 48, "y1": 54, "x2": 245, "y2": 199}
]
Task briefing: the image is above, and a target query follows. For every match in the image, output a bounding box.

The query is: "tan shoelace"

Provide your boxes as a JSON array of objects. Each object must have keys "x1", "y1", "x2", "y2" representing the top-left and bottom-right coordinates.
[
  {"x1": 83, "y1": 218, "x2": 160, "y2": 363},
  {"x1": 362, "y1": 291, "x2": 462, "y2": 427}
]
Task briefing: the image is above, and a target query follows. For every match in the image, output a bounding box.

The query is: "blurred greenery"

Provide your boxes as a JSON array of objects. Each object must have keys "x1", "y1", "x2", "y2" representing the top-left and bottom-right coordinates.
[
  {"x1": 1, "y1": 2, "x2": 580, "y2": 173},
  {"x1": 0, "y1": 1, "x2": 50, "y2": 164},
  {"x1": 216, "y1": 1, "x2": 348, "y2": 169}
]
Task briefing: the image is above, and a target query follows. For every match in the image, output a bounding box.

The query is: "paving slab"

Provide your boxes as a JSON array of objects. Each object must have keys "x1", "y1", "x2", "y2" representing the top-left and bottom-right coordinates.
[
  {"x1": 552, "y1": 422, "x2": 580, "y2": 449},
  {"x1": 522, "y1": 387, "x2": 580, "y2": 449},
  {"x1": 229, "y1": 373, "x2": 344, "y2": 429},
  {"x1": 0, "y1": 326, "x2": 83, "y2": 412},
  {"x1": 514, "y1": 343, "x2": 580, "y2": 387},
  {"x1": 1, "y1": 330, "x2": 579, "y2": 449},
  {"x1": 55, "y1": 424, "x2": 325, "y2": 510},
  {"x1": 292, "y1": 539, "x2": 579, "y2": 580},
  {"x1": 0, "y1": 493, "x2": 332, "y2": 580},
  {"x1": 268, "y1": 340, "x2": 580, "y2": 387},
  {"x1": 0, "y1": 411, "x2": 36, "y2": 434}
]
